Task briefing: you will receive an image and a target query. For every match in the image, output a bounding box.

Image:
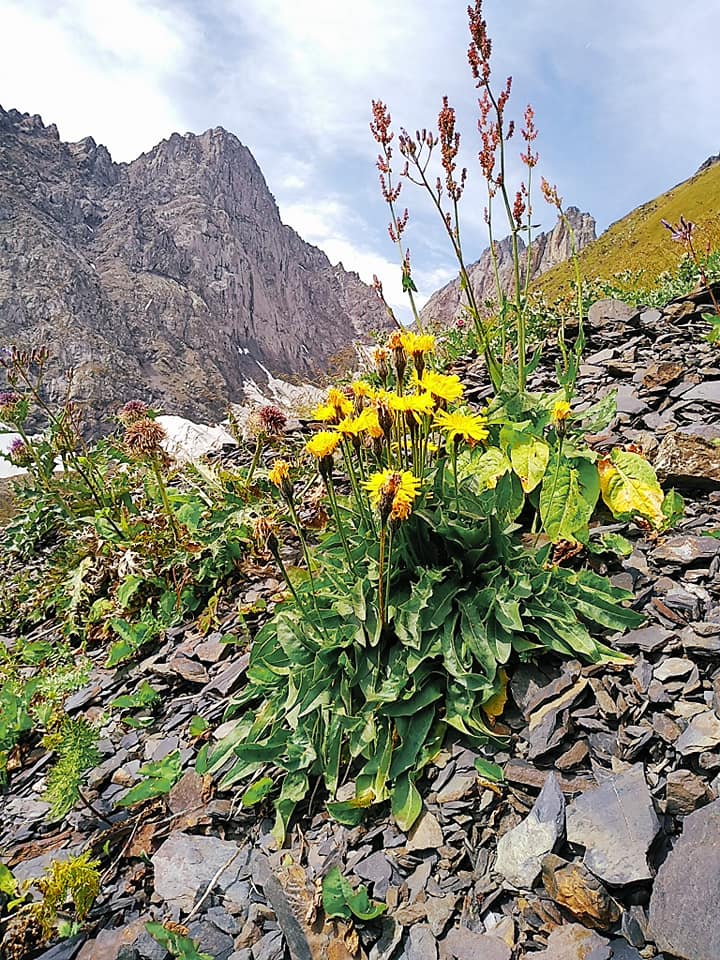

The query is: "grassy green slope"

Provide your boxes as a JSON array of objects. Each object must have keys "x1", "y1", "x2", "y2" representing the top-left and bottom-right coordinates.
[{"x1": 537, "y1": 161, "x2": 720, "y2": 301}]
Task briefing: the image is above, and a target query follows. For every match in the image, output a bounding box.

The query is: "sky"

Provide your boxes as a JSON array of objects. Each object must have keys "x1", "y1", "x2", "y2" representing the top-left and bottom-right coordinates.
[{"x1": 1, "y1": 0, "x2": 717, "y2": 317}]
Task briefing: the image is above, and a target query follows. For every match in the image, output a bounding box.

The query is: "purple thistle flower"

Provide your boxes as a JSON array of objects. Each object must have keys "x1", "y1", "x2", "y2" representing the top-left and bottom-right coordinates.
[{"x1": 7, "y1": 437, "x2": 33, "y2": 467}]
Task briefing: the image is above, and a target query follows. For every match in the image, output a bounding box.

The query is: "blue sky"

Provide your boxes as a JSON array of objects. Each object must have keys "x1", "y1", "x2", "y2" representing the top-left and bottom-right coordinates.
[{"x1": 1, "y1": 0, "x2": 717, "y2": 316}]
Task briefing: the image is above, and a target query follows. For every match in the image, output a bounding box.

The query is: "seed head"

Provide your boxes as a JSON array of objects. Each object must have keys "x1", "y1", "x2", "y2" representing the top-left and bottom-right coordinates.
[
  {"x1": 124, "y1": 417, "x2": 167, "y2": 459},
  {"x1": 117, "y1": 399, "x2": 150, "y2": 427}
]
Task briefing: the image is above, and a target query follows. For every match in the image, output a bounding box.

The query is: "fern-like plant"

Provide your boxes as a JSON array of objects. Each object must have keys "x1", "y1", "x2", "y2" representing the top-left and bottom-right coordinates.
[{"x1": 42, "y1": 718, "x2": 101, "y2": 820}]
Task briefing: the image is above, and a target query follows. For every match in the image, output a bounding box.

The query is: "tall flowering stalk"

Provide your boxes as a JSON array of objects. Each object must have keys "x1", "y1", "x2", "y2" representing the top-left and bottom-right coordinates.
[{"x1": 372, "y1": 0, "x2": 583, "y2": 400}]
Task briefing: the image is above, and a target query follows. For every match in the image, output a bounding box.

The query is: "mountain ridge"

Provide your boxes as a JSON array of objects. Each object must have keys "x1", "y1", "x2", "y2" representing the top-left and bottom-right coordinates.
[{"x1": 0, "y1": 106, "x2": 389, "y2": 427}]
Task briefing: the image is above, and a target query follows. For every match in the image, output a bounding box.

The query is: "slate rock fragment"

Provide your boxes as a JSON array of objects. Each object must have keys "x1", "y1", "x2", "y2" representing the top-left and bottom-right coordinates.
[
  {"x1": 654, "y1": 431, "x2": 720, "y2": 488},
  {"x1": 665, "y1": 768, "x2": 714, "y2": 815},
  {"x1": 653, "y1": 534, "x2": 720, "y2": 565},
  {"x1": 151, "y1": 832, "x2": 249, "y2": 911},
  {"x1": 494, "y1": 773, "x2": 565, "y2": 888},
  {"x1": 649, "y1": 798, "x2": 720, "y2": 960},
  {"x1": 541, "y1": 854, "x2": 621, "y2": 930},
  {"x1": 441, "y1": 926, "x2": 511, "y2": 960},
  {"x1": 565, "y1": 764, "x2": 659, "y2": 885},
  {"x1": 531, "y1": 923, "x2": 612, "y2": 960},
  {"x1": 675, "y1": 710, "x2": 720, "y2": 755}
]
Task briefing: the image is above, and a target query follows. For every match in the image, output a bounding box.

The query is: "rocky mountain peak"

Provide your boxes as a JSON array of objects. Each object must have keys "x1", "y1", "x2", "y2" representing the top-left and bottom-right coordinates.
[
  {"x1": 0, "y1": 108, "x2": 390, "y2": 428},
  {"x1": 420, "y1": 207, "x2": 596, "y2": 327}
]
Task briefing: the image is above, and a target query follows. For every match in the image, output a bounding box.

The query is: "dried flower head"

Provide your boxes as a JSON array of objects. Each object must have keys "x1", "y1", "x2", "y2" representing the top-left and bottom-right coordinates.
[
  {"x1": 661, "y1": 216, "x2": 695, "y2": 244},
  {"x1": 124, "y1": 417, "x2": 167, "y2": 459},
  {"x1": 117, "y1": 399, "x2": 149, "y2": 427},
  {"x1": 373, "y1": 348, "x2": 390, "y2": 382},
  {"x1": 257, "y1": 404, "x2": 287, "y2": 436},
  {"x1": 254, "y1": 517, "x2": 279, "y2": 556},
  {"x1": 541, "y1": 177, "x2": 563, "y2": 211}
]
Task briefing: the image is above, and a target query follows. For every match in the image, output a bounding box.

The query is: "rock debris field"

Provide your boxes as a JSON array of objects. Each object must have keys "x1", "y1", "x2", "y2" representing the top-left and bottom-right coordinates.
[{"x1": 3, "y1": 286, "x2": 720, "y2": 960}]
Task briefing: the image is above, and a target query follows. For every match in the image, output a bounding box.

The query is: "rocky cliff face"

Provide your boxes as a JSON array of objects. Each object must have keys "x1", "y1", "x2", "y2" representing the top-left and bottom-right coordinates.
[
  {"x1": 0, "y1": 107, "x2": 389, "y2": 426},
  {"x1": 420, "y1": 207, "x2": 596, "y2": 326}
]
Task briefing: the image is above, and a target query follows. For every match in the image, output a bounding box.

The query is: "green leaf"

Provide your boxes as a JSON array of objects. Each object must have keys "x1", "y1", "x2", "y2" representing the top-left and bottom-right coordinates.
[
  {"x1": 241, "y1": 776, "x2": 273, "y2": 807},
  {"x1": 598, "y1": 448, "x2": 665, "y2": 526},
  {"x1": 145, "y1": 923, "x2": 213, "y2": 960},
  {"x1": 0, "y1": 863, "x2": 16, "y2": 897},
  {"x1": 116, "y1": 750, "x2": 182, "y2": 807},
  {"x1": 116, "y1": 574, "x2": 144, "y2": 609},
  {"x1": 474, "y1": 757, "x2": 504, "y2": 782},
  {"x1": 504, "y1": 430, "x2": 550, "y2": 493},
  {"x1": 391, "y1": 772, "x2": 422, "y2": 832},
  {"x1": 540, "y1": 455, "x2": 588, "y2": 543},
  {"x1": 188, "y1": 716, "x2": 210, "y2": 737},
  {"x1": 576, "y1": 390, "x2": 617, "y2": 433},
  {"x1": 322, "y1": 866, "x2": 387, "y2": 922},
  {"x1": 465, "y1": 447, "x2": 511, "y2": 491}
]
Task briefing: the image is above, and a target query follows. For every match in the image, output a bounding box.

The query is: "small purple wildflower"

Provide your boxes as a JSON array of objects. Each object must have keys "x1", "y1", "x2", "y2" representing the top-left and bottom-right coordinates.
[
  {"x1": 7, "y1": 437, "x2": 33, "y2": 467},
  {"x1": 661, "y1": 216, "x2": 695, "y2": 244}
]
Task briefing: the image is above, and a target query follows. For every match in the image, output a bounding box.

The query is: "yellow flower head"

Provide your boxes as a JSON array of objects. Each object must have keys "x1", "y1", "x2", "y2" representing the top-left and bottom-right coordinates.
[
  {"x1": 351, "y1": 380, "x2": 375, "y2": 400},
  {"x1": 306, "y1": 431, "x2": 341, "y2": 459},
  {"x1": 336, "y1": 415, "x2": 365, "y2": 438},
  {"x1": 434, "y1": 409, "x2": 489, "y2": 447},
  {"x1": 388, "y1": 391, "x2": 435, "y2": 420},
  {"x1": 420, "y1": 370, "x2": 464, "y2": 405},
  {"x1": 400, "y1": 332, "x2": 436, "y2": 357},
  {"x1": 373, "y1": 348, "x2": 390, "y2": 380},
  {"x1": 354, "y1": 406, "x2": 384, "y2": 438},
  {"x1": 312, "y1": 402, "x2": 338, "y2": 423},
  {"x1": 387, "y1": 332, "x2": 404, "y2": 351},
  {"x1": 268, "y1": 459, "x2": 294, "y2": 500},
  {"x1": 327, "y1": 388, "x2": 353, "y2": 419},
  {"x1": 364, "y1": 469, "x2": 421, "y2": 524},
  {"x1": 551, "y1": 400, "x2": 572, "y2": 423}
]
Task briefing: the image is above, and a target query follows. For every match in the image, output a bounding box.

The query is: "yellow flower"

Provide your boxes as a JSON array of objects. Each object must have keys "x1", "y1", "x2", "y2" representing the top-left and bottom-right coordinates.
[
  {"x1": 551, "y1": 399, "x2": 571, "y2": 423},
  {"x1": 420, "y1": 371, "x2": 464, "y2": 404},
  {"x1": 388, "y1": 392, "x2": 435, "y2": 421},
  {"x1": 364, "y1": 469, "x2": 421, "y2": 523},
  {"x1": 351, "y1": 379, "x2": 375, "y2": 400},
  {"x1": 387, "y1": 331, "x2": 404, "y2": 351},
  {"x1": 434, "y1": 409, "x2": 489, "y2": 446},
  {"x1": 312, "y1": 402, "x2": 338, "y2": 423},
  {"x1": 400, "y1": 332, "x2": 436, "y2": 357},
  {"x1": 354, "y1": 406, "x2": 384, "y2": 438},
  {"x1": 327, "y1": 387, "x2": 353, "y2": 416},
  {"x1": 268, "y1": 459, "x2": 295, "y2": 500},
  {"x1": 306, "y1": 431, "x2": 341, "y2": 459}
]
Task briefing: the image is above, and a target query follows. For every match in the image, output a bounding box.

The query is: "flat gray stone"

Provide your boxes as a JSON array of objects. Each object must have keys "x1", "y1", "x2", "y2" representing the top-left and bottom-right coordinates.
[
  {"x1": 649, "y1": 798, "x2": 720, "y2": 960},
  {"x1": 566, "y1": 764, "x2": 659, "y2": 885},
  {"x1": 675, "y1": 710, "x2": 720, "y2": 755},
  {"x1": 587, "y1": 298, "x2": 637, "y2": 329},
  {"x1": 532, "y1": 924, "x2": 611, "y2": 959},
  {"x1": 681, "y1": 380, "x2": 720, "y2": 404},
  {"x1": 494, "y1": 772, "x2": 565, "y2": 888},
  {"x1": 407, "y1": 810, "x2": 443, "y2": 851},
  {"x1": 406, "y1": 923, "x2": 438, "y2": 960},
  {"x1": 151, "y1": 832, "x2": 249, "y2": 911},
  {"x1": 442, "y1": 927, "x2": 511, "y2": 960},
  {"x1": 653, "y1": 534, "x2": 720, "y2": 565},
  {"x1": 614, "y1": 625, "x2": 674, "y2": 653}
]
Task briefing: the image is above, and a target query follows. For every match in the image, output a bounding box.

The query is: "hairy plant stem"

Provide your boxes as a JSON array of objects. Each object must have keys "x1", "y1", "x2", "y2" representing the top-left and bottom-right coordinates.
[
  {"x1": 150, "y1": 458, "x2": 182, "y2": 542},
  {"x1": 378, "y1": 522, "x2": 388, "y2": 627},
  {"x1": 325, "y1": 476, "x2": 355, "y2": 573},
  {"x1": 245, "y1": 437, "x2": 263, "y2": 486}
]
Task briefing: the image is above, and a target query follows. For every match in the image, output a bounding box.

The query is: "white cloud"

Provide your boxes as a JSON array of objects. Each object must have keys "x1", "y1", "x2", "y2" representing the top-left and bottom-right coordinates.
[{"x1": 0, "y1": 0, "x2": 194, "y2": 161}]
